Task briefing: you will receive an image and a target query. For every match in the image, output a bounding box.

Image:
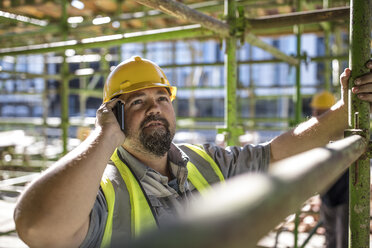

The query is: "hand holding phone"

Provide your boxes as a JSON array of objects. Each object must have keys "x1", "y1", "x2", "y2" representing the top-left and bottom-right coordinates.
[{"x1": 113, "y1": 101, "x2": 125, "y2": 132}]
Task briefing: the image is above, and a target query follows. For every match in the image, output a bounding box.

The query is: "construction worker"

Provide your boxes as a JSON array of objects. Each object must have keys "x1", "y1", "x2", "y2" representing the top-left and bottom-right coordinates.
[
  {"x1": 311, "y1": 91, "x2": 348, "y2": 248},
  {"x1": 310, "y1": 91, "x2": 337, "y2": 117},
  {"x1": 13, "y1": 56, "x2": 372, "y2": 248}
]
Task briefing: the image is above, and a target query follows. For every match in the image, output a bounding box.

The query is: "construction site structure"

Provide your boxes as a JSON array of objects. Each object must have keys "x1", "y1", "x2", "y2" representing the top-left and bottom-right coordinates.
[{"x1": 0, "y1": 0, "x2": 371, "y2": 247}]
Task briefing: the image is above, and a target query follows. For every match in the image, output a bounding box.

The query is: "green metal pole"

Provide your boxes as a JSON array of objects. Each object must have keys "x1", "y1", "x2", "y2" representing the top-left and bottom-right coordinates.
[
  {"x1": 42, "y1": 54, "x2": 49, "y2": 161},
  {"x1": 171, "y1": 41, "x2": 178, "y2": 117},
  {"x1": 248, "y1": 45, "x2": 256, "y2": 129},
  {"x1": 332, "y1": 27, "x2": 343, "y2": 97},
  {"x1": 79, "y1": 60, "x2": 88, "y2": 119},
  {"x1": 60, "y1": 0, "x2": 69, "y2": 155},
  {"x1": 129, "y1": 135, "x2": 367, "y2": 248},
  {"x1": 323, "y1": 26, "x2": 331, "y2": 91},
  {"x1": 0, "y1": 25, "x2": 216, "y2": 57},
  {"x1": 348, "y1": 0, "x2": 371, "y2": 247},
  {"x1": 294, "y1": 25, "x2": 302, "y2": 124},
  {"x1": 224, "y1": 0, "x2": 241, "y2": 146},
  {"x1": 189, "y1": 43, "x2": 197, "y2": 121},
  {"x1": 294, "y1": 211, "x2": 300, "y2": 248},
  {"x1": 0, "y1": 4, "x2": 348, "y2": 42},
  {"x1": 293, "y1": 1, "x2": 302, "y2": 246},
  {"x1": 322, "y1": 0, "x2": 332, "y2": 92}
]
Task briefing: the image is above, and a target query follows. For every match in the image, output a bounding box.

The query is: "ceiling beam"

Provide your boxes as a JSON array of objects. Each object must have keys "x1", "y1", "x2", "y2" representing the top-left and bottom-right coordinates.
[
  {"x1": 136, "y1": 0, "x2": 230, "y2": 36},
  {"x1": 0, "y1": 10, "x2": 48, "y2": 27},
  {"x1": 0, "y1": 24, "x2": 215, "y2": 57},
  {"x1": 135, "y1": 0, "x2": 299, "y2": 65},
  {"x1": 0, "y1": 4, "x2": 350, "y2": 44},
  {"x1": 247, "y1": 6, "x2": 349, "y2": 29}
]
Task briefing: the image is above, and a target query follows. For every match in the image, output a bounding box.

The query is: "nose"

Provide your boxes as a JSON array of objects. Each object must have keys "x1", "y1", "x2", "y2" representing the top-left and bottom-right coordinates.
[{"x1": 145, "y1": 98, "x2": 161, "y2": 116}]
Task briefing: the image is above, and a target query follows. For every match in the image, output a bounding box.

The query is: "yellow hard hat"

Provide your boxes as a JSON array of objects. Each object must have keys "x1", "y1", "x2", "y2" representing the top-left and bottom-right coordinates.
[
  {"x1": 76, "y1": 126, "x2": 91, "y2": 141},
  {"x1": 310, "y1": 91, "x2": 336, "y2": 109},
  {"x1": 103, "y1": 56, "x2": 177, "y2": 102}
]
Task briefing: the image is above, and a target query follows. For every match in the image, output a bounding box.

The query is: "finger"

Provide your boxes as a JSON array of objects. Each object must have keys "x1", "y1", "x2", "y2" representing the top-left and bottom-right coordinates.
[
  {"x1": 354, "y1": 72, "x2": 372, "y2": 86},
  {"x1": 352, "y1": 83, "x2": 372, "y2": 94},
  {"x1": 340, "y1": 68, "x2": 351, "y2": 85},
  {"x1": 105, "y1": 97, "x2": 121, "y2": 109},
  {"x1": 356, "y1": 93, "x2": 372, "y2": 102},
  {"x1": 365, "y1": 59, "x2": 372, "y2": 71},
  {"x1": 96, "y1": 98, "x2": 119, "y2": 115}
]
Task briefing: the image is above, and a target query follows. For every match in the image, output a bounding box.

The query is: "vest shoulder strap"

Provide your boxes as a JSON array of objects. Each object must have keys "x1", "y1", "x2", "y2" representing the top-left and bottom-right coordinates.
[
  {"x1": 100, "y1": 174, "x2": 115, "y2": 248},
  {"x1": 100, "y1": 149, "x2": 158, "y2": 247},
  {"x1": 179, "y1": 144, "x2": 225, "y2": 193}
]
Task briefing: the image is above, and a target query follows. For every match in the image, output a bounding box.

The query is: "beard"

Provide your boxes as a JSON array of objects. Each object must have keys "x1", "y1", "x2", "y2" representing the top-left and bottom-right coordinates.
[{"x1": 135, "y1": 114, "x2": 174, "y2": 157}]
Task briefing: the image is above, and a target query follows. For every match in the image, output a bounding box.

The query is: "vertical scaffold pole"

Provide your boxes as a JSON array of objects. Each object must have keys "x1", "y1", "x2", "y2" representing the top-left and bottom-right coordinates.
[
  {"x1": 323, "y1": 26, "x2": 332, "y2": 91},
  {"x1": 348, "y1": 0, "x2": 371, "y2": 247},
  {"x1": 323, "y1": 0, "x2": 332, "y2": 92},
  {"x1": 79, "y1": 60, "x2": 87, "y2": 119},
  {"x1": 60, "y1": 0, "x2": 69, "y2": 155},
  {"x1": 293, "y1": 1, "x2": 302, "y2": 246},
  {"x1": 248, "y1": 45, "x2": 256, "y2": 128},
  {"x1": 224, "y1": 0, "x2": 239, "y2": 146},
  {"x1": 42, "y1": 54, "x2": 49, "y2": 163},
  {"x1": 294, "y1": 0, "x2": 302, "y2": 125}
]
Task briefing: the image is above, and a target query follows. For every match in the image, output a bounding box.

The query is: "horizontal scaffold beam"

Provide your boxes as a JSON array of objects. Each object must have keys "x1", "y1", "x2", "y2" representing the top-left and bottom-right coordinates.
[
  {"x1": 135, "y1": 0, "x2": 299, "y2": 65},
  {"x1": 0, "y1": 6, "x2": 350, "y2": 43},
  {"x1": 136, "y1": 0, "x2": 230, "y2": 36},
  {"x1": 0, "y1": 25, "x2": 215, "y2": 57},
  {"x1": 0, "y1": 0, "x2": 289, "y2": 41},
  {"x1": 0, "y1": 7, "x2": 354, "y2": 62},
  {"x1": 247, "y1": 6, "x2": 350, "y2": 29},
  {"x1": 0, "y1": 69, "x2": 61, "y2": 80},
  {"x1": 129, "y1": 135, "x2": 367, "y2": 248}
]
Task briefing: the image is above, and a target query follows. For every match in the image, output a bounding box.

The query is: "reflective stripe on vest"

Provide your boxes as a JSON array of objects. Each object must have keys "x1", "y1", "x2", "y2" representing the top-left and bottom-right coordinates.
[
  {"x1": 100, "y1": 175, "x2": 115, "y2": 248},
  {"x1": 100, "y1": 149, "x2": 156, "y2": 247},
  {"x1": 100, "y1": 145, "x2": 224, "y2": 247},
  {"x1": 182, "y1": 144, "x2": 225, "y2": 195}
]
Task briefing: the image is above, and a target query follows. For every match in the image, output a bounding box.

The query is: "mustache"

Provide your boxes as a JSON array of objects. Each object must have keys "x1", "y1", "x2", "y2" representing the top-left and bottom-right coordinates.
[{"x1": 140, "y1": 114, "x2": 169, "y2": 129}]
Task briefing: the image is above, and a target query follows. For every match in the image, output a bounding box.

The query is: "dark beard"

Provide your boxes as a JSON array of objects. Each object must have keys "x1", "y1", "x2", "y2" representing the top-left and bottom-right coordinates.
[{"x1": 139, "y1": 115, "x2": 173, "y2": 157}]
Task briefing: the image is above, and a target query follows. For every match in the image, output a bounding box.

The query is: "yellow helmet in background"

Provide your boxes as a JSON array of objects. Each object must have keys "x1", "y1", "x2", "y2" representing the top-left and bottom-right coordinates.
[
  {"x1": 103, "y1": 56, "x2": 177, "y2": 102},
  {"x1": 310, "y1": 91, "x2": 336, "y2": 109}
]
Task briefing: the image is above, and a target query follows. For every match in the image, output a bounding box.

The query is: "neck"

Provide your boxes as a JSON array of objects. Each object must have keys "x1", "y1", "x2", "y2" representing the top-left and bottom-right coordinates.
[{"x1": 122, "y1": 144, "x2": 171, "y2": 180}]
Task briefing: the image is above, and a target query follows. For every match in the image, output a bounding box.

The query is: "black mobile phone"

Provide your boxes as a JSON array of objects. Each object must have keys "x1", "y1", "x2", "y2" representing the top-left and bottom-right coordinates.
[{"x1": 113, "y1": 101, "x2": 125, "y2": 132}]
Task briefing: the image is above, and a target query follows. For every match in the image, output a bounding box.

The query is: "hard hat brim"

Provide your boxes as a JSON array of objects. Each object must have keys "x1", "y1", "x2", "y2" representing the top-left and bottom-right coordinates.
[{"x1": 104, "y1": 81, "x2": 177, "y2": 102}]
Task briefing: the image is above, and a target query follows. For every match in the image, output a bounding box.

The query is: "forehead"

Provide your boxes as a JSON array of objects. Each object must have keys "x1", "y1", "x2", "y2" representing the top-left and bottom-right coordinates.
[{"x1": 120, "y1": 87, "x2": 169, "y2": 101}]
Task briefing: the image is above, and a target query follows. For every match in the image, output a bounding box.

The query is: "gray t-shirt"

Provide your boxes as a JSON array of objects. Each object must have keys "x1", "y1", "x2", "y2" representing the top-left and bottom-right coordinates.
[{"x1": 80, "y1": 142, "x2": 270, "y2": 248}]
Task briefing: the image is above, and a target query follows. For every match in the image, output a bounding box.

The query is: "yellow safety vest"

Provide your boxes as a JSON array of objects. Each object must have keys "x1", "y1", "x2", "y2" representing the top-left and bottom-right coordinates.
[{"x1": 99, "y1": 144, "x2": 224, "y2": 248}]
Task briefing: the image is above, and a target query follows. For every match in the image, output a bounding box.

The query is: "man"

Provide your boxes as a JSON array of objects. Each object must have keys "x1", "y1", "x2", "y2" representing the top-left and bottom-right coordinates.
[
  {"x1": 310, "y1": 91, "x2": 349, "y2": 248},
  {"x1": 13, "y1": 56, "x2": 372, "y2": 248}
]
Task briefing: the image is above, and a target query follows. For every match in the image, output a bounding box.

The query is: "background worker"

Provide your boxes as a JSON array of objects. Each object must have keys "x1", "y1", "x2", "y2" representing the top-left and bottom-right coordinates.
[
  {"x1": 13, "y1": 57, "x2": 372, "y2": 248},
  {"x1": 310, "y1": 91, "x2": 348, "y2": 248}
]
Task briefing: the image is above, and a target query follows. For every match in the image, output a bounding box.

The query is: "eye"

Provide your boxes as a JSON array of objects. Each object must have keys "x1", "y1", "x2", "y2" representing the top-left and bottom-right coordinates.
[
  {"x1": 131, "y1": 99, "x2": 143, "y2": 106},
  {"x1": 158, "y1": 96, "x2": 169, "y2": 102}
]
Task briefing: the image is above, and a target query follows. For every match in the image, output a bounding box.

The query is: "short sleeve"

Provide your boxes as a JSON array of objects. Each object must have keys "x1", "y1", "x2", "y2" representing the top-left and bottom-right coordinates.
[
  {"x1": 202, "y1": 142, "x2": 271, "y2": 178},
  {"x1": 79, "y1": 189, "x2": 108, "y2": 248}
]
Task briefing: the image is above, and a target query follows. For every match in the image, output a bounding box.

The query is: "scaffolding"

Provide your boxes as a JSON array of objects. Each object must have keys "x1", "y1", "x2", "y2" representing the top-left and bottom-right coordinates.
[{"x1": 0, "y1": 0, "x2": 371, "y2": 246}]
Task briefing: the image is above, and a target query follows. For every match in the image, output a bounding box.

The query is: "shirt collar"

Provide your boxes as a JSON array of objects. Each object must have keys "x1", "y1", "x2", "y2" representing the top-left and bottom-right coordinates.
[
  {"x1": 117, "y1": 146, "x2": 148, "y2": 180},
  {"x1": 168, "y1": 143, "x2": 189, "y2": 167}
]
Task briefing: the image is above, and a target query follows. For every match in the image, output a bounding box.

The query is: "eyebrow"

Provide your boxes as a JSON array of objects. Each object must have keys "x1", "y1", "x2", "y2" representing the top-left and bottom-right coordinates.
[
  {"x1": 156, "y1": 89, "x2": 169, "y2": 96},
  {"x1": 124, "y1": 89, "x2": 169, "y2": 103},
  {"x1": 125, "y1": 92, "x2": 145, "y2": 103}
]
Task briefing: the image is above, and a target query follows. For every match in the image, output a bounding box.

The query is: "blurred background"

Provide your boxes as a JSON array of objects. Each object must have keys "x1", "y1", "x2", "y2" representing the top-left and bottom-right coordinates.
[{"x1": 0, "y1": 0, "x2": 371, "y2": 247}]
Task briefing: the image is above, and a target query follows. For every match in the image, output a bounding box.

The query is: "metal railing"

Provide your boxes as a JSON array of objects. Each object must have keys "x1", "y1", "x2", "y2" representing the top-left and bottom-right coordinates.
[{"x1": 128, "y1": 135, "x2": 367, "y2": 247}]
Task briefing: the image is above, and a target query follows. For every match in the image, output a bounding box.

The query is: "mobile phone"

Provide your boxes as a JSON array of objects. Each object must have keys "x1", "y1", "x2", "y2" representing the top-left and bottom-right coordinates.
[{"x1": 113, "y1": 101, "x2": 125, "y2": 132}]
